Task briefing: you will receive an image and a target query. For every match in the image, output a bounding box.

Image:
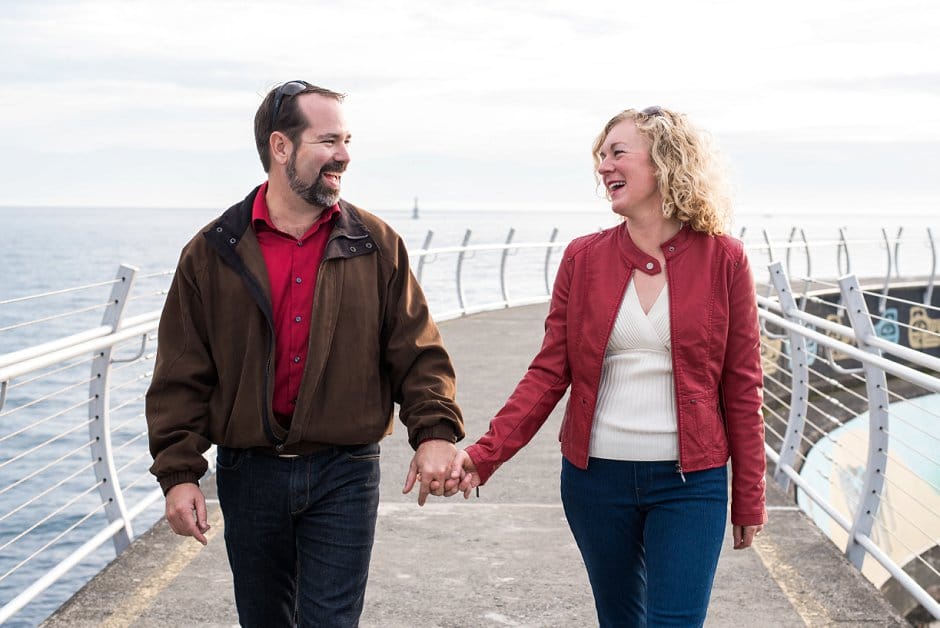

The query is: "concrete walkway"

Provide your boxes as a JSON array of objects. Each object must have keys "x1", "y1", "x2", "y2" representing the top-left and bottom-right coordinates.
[{"x1": 42, "y1": 304, "x2": 907, "y2": 627}]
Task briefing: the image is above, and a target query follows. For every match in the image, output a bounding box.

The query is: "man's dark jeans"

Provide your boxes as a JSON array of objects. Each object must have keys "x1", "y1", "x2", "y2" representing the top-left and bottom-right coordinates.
[{"x1": 216, "y1": 443, "x2": 381, "y2": 627}]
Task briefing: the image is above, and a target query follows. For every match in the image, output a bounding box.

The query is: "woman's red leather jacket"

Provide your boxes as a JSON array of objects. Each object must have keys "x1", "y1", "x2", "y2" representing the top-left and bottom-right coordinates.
[{"x1": 465, "y1": 223, "x2": 767, "y2": 526}]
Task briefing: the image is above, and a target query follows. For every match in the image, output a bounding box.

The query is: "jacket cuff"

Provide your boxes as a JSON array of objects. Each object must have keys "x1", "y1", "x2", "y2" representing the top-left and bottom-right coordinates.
[
  {"x1": 464, "y1": 444, "x2": 499, "y2": 485},
  {"x1": 411, "y1": 424, "x2": 459, "y2": 450},
  {"x1": 159, "y1": 472, "x2": 201, "y2": 495},
  {"x1": 730, "y1": 507, "x2": 768, "y2": 527}
]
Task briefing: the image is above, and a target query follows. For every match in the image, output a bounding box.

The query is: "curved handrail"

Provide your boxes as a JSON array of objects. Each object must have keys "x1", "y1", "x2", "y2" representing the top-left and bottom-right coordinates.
[{"x1": 1, "y1": 228, "x2": 939, "y2": 624}]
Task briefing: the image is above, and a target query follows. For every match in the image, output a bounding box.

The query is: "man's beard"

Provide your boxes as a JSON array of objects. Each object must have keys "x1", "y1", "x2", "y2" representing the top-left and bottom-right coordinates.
[{"x1": 287, "y1": 154, "x2": 344, "y2": 208}]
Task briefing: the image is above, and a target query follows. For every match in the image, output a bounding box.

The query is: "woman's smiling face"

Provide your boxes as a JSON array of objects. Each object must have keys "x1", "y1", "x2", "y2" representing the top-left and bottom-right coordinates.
[{"x1": 596, "y1": 119, "x2": 663, "y2": 220}]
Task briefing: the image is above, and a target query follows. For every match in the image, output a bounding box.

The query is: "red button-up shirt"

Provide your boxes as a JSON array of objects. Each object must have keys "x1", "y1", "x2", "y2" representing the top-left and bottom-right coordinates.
[{"x1": 251, "y1": 182, "x2": 340, "y2": 423}]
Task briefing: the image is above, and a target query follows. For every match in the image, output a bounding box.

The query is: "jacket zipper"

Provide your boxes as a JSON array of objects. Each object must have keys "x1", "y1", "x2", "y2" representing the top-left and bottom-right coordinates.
[{"x1": 664, "y1": 259, "x2": 687, "y2": 479}]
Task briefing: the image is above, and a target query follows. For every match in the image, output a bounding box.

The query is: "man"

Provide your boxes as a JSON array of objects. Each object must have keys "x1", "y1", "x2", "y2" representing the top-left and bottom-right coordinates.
[{"x1": 146, "y1": 80, "x2": 464, "y2": 627}]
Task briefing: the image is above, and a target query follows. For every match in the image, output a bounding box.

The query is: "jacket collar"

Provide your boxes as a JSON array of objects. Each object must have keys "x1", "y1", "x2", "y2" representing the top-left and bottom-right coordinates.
[
  {"x1": 204, "y1": 186, "x2": 376, "y2": 260},
  {"x1": 205, "y1": 185, "x2": 259, "y2": 248},
  {"x1": 617, "y1": 221, "x2": 698, "y2": 275},
  {"x1": 325, "y1": 199, "x2": 376, "y2": 259}
]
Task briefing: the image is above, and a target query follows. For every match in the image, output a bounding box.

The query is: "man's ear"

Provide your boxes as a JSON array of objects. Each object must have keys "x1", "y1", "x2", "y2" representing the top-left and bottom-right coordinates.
[{"x1": 269, "y1": 131, "x2": 292, "y2": 166}]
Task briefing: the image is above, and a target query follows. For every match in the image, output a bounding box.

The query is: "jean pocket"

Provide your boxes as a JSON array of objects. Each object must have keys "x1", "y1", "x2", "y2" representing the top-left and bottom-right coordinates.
[
  {"x1": 216, "y1": 446, "x2": 248, "y2": 471},
  {"x1": 341, "y1": 443, "x2": 381, "y2": 462}
]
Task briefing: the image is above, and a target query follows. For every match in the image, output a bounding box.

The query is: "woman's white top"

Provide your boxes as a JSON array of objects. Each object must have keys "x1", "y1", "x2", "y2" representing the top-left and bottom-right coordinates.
[{"x1": 588, "y1": 275, "x2": 679, "y2": 461}]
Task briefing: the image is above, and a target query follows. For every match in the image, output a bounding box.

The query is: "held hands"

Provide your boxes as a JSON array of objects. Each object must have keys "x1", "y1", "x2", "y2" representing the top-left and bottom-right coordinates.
[
  {"x1": 402, "y1": 442, "x2": 481, "y2": 505},
  {"x1": 451, "y1": 449, "x2": 481, "y2": 498},
  {"x1": 402, "y1": 439, "x2": 462, "y2": 506},
  {"x1": 164, "y1": 482, "x2": 210, "y2": 545}
]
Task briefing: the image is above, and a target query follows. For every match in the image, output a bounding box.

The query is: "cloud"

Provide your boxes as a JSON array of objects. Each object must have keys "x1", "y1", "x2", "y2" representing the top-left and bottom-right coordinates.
[
  {"x1": 792, "y1": 73, "x2": 940, "y2": 95},
  {"x1": 1, "y1": 0, "x2": 939, "y2": 207}
]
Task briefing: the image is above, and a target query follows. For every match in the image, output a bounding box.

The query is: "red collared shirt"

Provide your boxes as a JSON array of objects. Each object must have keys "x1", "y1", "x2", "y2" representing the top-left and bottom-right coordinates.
[{"x1": 252, "y1": 182, "x2": 339, "y2": 422}]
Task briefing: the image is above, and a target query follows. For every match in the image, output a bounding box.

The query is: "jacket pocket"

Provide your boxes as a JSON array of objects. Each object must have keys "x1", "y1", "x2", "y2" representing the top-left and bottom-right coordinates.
[
  {"x1": 559, "y1": 391, "x2": 590, "y2": 454},
  {"x1": 687, "y1": 396, "x2": 729, "y2": 456},
  {"x1": 558, "y1": 404, "x2": 571, "y2": 443}
]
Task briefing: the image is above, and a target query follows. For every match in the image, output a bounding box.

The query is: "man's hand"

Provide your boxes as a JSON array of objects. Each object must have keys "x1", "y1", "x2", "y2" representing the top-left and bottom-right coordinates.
[
  {"x1": 450, "y1": 449, "x2": 481, "y2": 498},
  {"x1": 402, "y1": 439, "x2": 460, "y2": 506},
  {"x1": 733, "y1": 524, "x2": 763, "y2": 549},
  {"x1": 165, "y1": 482, "x2": 210, "y2": 545}
]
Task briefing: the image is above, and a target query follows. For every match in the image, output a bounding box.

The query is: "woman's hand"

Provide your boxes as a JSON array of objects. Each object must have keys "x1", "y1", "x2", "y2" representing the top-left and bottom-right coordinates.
[
  {"x1": 733, "y1": 524, "x2": 763, "y2": 549},
  {"x1": 450, "y1": 449, "x2": 481, "y2": 499}
]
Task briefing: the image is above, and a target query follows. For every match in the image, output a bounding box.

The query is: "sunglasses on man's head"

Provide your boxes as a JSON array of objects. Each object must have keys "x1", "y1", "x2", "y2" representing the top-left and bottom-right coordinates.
[
  {"x1": 641, "y1": 105, "x2": 664, "y2": 117},
  {"x1": 271, "y1": 80, "x2": 313, "y2": 128}
]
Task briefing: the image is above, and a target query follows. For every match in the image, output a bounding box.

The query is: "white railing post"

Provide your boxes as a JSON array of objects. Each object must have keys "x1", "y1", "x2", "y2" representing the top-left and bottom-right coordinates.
[
  {"x1": 543, "y1": 227, "x2": 559, "y2": 295},
  {"x1": 785, "y1": 227, "x2": 812, "y2": 309},
  {"x1": 838, "y1": 274, "x2": 891, "y2": 570},
  {"x1": 878, "y1": 227, "x2": 902, "y2": 313},
  {"x1": 837, "y1": 227, "x2": 852, "y2": 276},
  {"x1": 767, "y1": 261, "x2": 811, "y2": 491},
  {"x1": 416, "y1": 230, "x2": 434, "y2": 284},
  {"x1": 88, "y1": 264, "x2": 138, "y2": 553},
  {"x1": 455, "y1": 229, "x2": 472, "y2": 314},
  {"x1": 924, "y1": 226, "x2": 935, "y2": 305},
  {"x1": 499, "y1": 228, "x2": 515, "y2": 306}
]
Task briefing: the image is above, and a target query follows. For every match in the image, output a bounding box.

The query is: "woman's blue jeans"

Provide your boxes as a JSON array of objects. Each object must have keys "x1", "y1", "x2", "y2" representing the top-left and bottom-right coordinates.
[
  {"x1": 215, "y1": 444, "x2": 381, "y2": 628},
  {"x1": 561, "y1": 458, "x2": 727, "y2": 627}
]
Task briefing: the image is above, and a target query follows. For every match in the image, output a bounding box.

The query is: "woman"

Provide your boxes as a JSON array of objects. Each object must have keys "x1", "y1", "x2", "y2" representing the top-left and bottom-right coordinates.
[{"x1": 452, "y1": 106, "x2": 767, "y2": 627}]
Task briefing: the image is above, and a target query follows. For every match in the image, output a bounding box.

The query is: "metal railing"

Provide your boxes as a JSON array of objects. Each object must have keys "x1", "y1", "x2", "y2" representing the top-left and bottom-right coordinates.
[
  {"x1": 759, "y1": 262, "x2": 940, "y2": 621},
  {"x1": 0, "y1": 227, "x2": 938, "y2": 624},
  {"x1": 0, "y1": 266, "x2": 181, "y2": 625},
  {"x1": 0, "y1": 232, "x2": 568, "y2": 625},
  {"x1": 413, "y1": 227, "x2": 564, "y2": 318}
]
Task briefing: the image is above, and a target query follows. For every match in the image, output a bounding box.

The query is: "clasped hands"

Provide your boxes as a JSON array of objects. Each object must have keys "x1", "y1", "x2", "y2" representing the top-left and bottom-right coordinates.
[{"x1": 402, "y1": 440, "x2": 479, "y2": 506}]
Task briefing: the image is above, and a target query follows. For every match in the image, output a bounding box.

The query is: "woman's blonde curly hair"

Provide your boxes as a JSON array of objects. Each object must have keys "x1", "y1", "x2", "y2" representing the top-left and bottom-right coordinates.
[{"x1": 592, "y1": 107, "x2": 732, "y2": 235}]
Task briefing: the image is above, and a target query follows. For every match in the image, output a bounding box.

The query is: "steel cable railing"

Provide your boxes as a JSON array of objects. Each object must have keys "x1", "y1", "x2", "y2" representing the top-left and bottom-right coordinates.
[
  {"x1": 0, "y1": 375, "x2": 97, "y2": 420},
  {"x1": 0, "y1": 407, "x2": 95, "y2": 470},
  {"x1": 0, "y1": 460, "x2": 97, "y2": 530},
  {"x1": 1, "y1": 230, "x2": 939, "y2": 625},
  {"x1": 0, "y1": 279, "x2": 123, "y2": 306},
  {"x1": 759, "y1": 257, "x2": 939, "y2": 620},
  {"x1": 0, "y1": 301, "x2": 117, "y2": 334},
  {"x1": 0, "y1": 440, "x2": 93, "y2": 499},
  {"x1": 872, "y1": 516, "x2": 940, "y2": 581}
]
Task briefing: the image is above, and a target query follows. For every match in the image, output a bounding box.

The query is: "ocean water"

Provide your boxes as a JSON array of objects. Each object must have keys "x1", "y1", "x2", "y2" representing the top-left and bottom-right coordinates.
[
  {"x1": 3, "y1": 204, "x2": 936, "y2": 327},
  {"x1": 0, "y1": 202, "x2": 937, "y2": 626}
]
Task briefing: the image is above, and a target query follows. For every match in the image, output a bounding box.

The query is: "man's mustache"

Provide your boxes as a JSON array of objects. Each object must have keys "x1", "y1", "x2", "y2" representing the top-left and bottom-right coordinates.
[{"x1": 319, "y1": 161, "x2": 347, "y2": 175}]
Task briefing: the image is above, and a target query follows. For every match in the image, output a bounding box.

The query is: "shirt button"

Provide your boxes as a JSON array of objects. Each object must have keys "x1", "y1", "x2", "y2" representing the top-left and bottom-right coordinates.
[
  {"x1": 293, "y1": 356, "x2": 301, "y2": 363},
  {"x1": 645, "y1": 262, "x2": 655, "y2": 270},
  {"x1": 295, "y1": 316, "x2": 302, "y2": 322},
  {"x1": 295, "y1": 277, "x2": 302, "y2": 284},
  {"x1": 297, "y1": 240, "x2": 303, "y2": 246},
  {"x1": 668, "y1": 246, "x2": 675, "y2": 252}
]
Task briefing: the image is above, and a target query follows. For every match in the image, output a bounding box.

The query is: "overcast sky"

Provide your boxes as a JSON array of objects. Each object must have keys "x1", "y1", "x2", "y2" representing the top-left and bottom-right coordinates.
[{"x1": 1, "y1": 0, "x2": 939, "y2": 215}]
